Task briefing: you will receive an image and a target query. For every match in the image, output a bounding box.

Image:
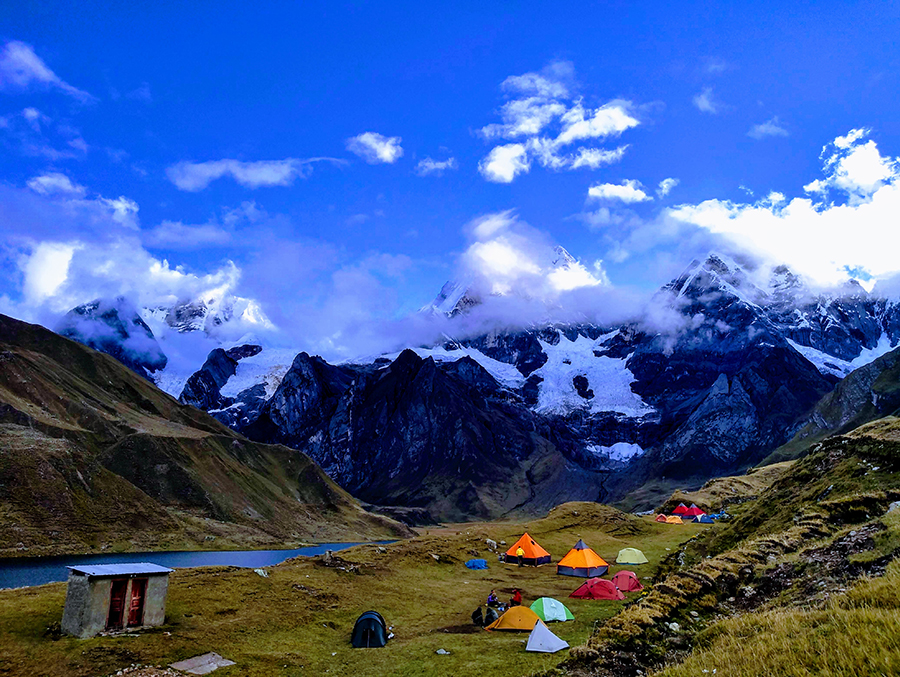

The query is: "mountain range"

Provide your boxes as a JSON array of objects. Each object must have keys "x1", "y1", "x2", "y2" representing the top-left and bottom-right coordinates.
[{"x1": 53, "y1": 250, "x2": 900, "y2": 520}]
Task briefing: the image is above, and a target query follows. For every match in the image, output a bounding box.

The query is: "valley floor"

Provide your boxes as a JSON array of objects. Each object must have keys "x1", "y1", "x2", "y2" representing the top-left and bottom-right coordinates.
[{"x1": 0, "y1": 504, "x2": 702, "y2": 677}]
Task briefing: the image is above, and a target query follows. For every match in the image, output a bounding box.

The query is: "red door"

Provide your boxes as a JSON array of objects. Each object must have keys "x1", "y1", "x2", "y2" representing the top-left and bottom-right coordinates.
[
  {"x1": 106, "y1": 579, "x2": 128, "y2": 630},
  {"x1": 128, "y1": 578, "x2": 147, "y2": 627}
]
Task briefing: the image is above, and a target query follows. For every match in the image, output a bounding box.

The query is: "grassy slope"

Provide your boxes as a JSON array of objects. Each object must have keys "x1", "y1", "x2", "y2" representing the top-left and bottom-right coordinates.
[
  {"x1": 657, "y1": 461, "x2": 794, "y2": 514},
  {"x1": 0, "y1": 314, "x2": 410, "y2": 557},
  {"x1": 0, "y1": 503, "x2": 706, "y2": 677},
  {"x1": 545, "y1": 417, "x2": 900, "y2": 677}
]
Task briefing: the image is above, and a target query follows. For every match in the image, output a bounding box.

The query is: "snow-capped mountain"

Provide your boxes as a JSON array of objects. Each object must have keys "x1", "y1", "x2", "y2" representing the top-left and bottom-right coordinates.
[{"x1": 59, "y1": 250, "x2": 900, "y2": 516}]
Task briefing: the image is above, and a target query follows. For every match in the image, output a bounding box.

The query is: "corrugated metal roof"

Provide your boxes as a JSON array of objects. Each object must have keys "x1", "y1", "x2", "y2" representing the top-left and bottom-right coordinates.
[{"x1": 66, "y1": 563, "x2": 174, "y2": 577}]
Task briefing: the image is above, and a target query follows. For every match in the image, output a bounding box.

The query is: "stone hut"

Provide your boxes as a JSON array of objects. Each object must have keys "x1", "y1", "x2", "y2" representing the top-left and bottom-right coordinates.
[{"x1": 61, "y1": 563, "x2": 173, "y2": 638}]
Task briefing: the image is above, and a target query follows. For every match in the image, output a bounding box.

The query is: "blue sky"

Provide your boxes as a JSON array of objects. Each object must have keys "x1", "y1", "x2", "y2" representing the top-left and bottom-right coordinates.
[{"x1": 2, "y1": 2, "x2": 900, "y2": 355}]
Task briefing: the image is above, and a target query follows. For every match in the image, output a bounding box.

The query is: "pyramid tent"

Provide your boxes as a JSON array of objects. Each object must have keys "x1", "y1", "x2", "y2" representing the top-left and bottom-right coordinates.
[
  {"x1": 530, "y1": 597, "x2": 575, "y2": 623},
  {"x1": 672, "y1": 503, "x2": 689, "y2": 515},
  {"x1": 484, "y1": 605, "x2": 542, "y2": 631},
  {"x1": 616, "y1": 547, "x2": 649, "y2": 565},
  {"x1": 569, "y1": 577, "x2": 624, "y2": 601},
  {"x1": 684, "y1": 505, "x2": 705, "y2": 517},
  {"x1": 505, "y1": 533, "x2": 551, "y2": 566},
  {"x1": 526, "y1": 620, "x2": 570, "y2": 653},
  {"x1": 655, "y1": 514, "x2": 668, "y2": 523},
  {"x1": 557, "y1": 539, "x2": 609, "y2": 577},
  {"x1": 611, "y1": 570, "x2": 644, "y2": 592},
  {"x1": 665, "y1": 515, "x2": 684, "y2": 525}
]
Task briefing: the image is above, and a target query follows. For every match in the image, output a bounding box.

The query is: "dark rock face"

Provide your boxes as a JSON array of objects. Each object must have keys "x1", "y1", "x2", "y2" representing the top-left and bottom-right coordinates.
[
  {"x1": 242, "y1": 349, "x2": 605, "y2": 521},
  {"x1": 56, "y1": 298, "x2": 167, "y2": 379},
  {"x1": 178, "y1": 344, "x2": 263, "y2": 414}
]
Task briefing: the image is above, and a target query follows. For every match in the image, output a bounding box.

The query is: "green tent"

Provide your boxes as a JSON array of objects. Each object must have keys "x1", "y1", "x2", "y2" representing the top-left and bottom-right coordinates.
[
  {"x1": 616, "y1": 547, "x2": 649, "y2": 565},
  {"x1": 530, "y1": 597, "x2": 574, "y2": 622}
]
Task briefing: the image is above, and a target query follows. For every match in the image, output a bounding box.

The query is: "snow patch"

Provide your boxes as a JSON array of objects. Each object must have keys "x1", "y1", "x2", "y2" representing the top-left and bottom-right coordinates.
[
  {"x1": 220, "y1": 347, "x2": 297, "y2": 399},
  {"x1": 788, "y1": 332, "x2": 897, "y2": 379},
  {"x1": 532, "y1": 332, "x2": 653, "y2": 416},
  {"x1": 587, "y1": 442, "x2": 645, "y2": 462},
  {"x1": 367, "y1": 345, "x2": 526, "y2": 389}
]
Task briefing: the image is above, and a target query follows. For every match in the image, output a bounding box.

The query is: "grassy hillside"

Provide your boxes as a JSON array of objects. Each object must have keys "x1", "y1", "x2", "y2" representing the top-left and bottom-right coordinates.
[
  {"x1": 543, "y1": 417, "x2": 900, "y2": 677},
  {"x1": 0, "y1": 503, "x2": 704, "y2": 677},
  {"x1": 0, "y1": 314, "x2": 410, "y2": 557}
]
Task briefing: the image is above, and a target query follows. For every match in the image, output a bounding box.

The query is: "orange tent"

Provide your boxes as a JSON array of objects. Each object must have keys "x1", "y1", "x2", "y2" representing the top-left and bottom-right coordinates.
[
  {"x1": 655, "y1": 514, "x2": 668, "y2": 523},
  {"x1": 484, "y1": 605, "x2": 542, "y2": 631},
  {"x1": 557, "y1": 539, "x2": 608, "y2": 577},
  {"x1": 665, "y1": 515, "x2": 684, "y2": 525},
  {"x1": 505, "y1": 533, "x2": 551, "y2": 566}
]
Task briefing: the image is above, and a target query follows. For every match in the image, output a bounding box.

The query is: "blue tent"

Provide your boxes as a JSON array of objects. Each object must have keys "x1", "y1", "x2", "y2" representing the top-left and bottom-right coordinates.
[
  {"x1": 465, "y1": 559, "x2": 488, "y2": 570},
  {"x1": 697, "y1": 514, "x2": 715, "y2": 523}
]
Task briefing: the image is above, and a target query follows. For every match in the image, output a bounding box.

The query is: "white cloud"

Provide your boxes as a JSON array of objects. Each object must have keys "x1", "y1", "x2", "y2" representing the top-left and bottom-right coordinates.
[
  {"x1": 21, "y1": 242, "x2": 77, "y2": 304},
  {"x1": 667, "y1": 129, "x2": 900, "y2": 287},
  {"x1": 461, "y1": 210, "x2": 605, "y2": 298},
  {"x1": 0, "y1": 41, "x2": 95, "y2": 103},
  {"x1": 143, "y1": 221, "x2": 231, "y2": 249},
  {"x1": 657, "y1": 177, "x2": 679, "y2": 197},
  {"x1": 692, "y1": 87, "x2": 722, "y2": 114},
  {"x1": 478, "y1": 143, "x2": 530, "y2": 183},
  {"x1": 748, "y1": 116, "x2": 788, "y2": 139},
  {"x1": 27, "y1": 172, "x2": 86, "y2": 197},
  {"x1": 166, "y1": 158, "x2": 340, "y2": 191},
  {"x1": 479, "y1": 62, "x2": 638, "y2": 181},
  {"x1": 345, "y1": 132, "x2": 404, "y2": 164},
  {"x1": 588, "y1": 180, "x2": 652, "y2": 203},
  {"x1": 415, "y1": 156, "x2": 458, "y2": 176}
]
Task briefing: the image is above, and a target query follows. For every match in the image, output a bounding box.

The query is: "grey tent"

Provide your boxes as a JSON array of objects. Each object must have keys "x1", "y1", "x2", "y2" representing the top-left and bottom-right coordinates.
[
  {"x1": 351, "y1": 610, "x2": 388, "y2": 648},
  {"x1": 526, "y1": 620, "x2": 569, "y2": 653}
]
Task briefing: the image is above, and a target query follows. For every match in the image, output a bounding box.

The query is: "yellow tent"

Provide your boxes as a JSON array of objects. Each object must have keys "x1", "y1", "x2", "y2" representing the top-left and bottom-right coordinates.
[
  {"x1": 485, "y1": 605, "x2": 542, "y2": 631},
  {"x1": 665, "y1": 515, "x2": 684, "y2": 525}
]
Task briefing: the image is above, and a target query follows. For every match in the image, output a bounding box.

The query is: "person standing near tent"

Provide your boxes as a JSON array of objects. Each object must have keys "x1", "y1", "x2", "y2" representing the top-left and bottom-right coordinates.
[{"x1": 516, "y1": 545, "x2": 525, "y2": 566}]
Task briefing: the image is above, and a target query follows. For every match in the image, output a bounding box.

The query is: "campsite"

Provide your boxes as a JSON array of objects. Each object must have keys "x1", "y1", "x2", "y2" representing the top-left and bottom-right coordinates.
[{"x1": 0, "y1": 504, "x2": 706, "y2": 676}]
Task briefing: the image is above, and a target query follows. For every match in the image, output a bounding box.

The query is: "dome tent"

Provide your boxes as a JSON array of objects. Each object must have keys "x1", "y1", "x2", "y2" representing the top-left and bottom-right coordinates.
[
  {"x1": 351, "y1": 610, "x2": 388, "y2": 648},
  {"x1": 484, "y1": 605, "x2": 542, "y2": 631},
  {"x1": 616, "y1": 547, "x2": 648, "y2": 564},
  {"x1": 611, "y1": 570, "x2": 644, "y2": 592},
  {"x1": 557, "y1": 539, "x2": 608, "y2": 577},
  {"x1": 530, "y1": 597, "x2": 574, "y2": 622},
  {"x1": 569, "y1": 577, "x2": 624, "y2": 601}
]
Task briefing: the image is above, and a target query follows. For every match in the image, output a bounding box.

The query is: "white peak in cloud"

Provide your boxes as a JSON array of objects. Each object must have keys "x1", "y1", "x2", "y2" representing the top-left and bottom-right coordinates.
[
  {"x1": 657, "y1": 177, "x2": 679, "y2": 197},
  {"x1": 166, "y1": 158, "x2": 338, "y2": 191},
  {"x1": 588, "y1": 180, "x2": 652, "y2": 203},
  {"x1": 0, "y1": 40, "x2": 95, "y2": 103},
  {"x1": 479, "y1": 62, "x2": 637, "y2": 182},
  {"x1": 345, "y1": 132, "x2": 404, "y2": 164},
  {"x1": 478, "y1": 143, "x2": 530, "y2": 183},
  {"x1": 667, "y1": 129, "x2": 900, "y2": 287},
  {"x1": 415, "y1": 156, "x2": 458, "y2": 176},
  {"x1": 692, "y1": 87, "x2": 722, "y2": 114},
  {"x1": 748, "y1": 116, "x2": 789, "y2": 139},
  {"x1": 27, "y1": 172, "x2": 86, "y2": 197}
]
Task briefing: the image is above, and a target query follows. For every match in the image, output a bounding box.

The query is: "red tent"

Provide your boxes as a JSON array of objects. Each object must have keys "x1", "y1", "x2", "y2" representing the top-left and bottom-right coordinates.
[
  {"x1": 684, "y1": 506, "x2": 705, "y2": 517},
  {"x1": 655, "y1": 514, "x2": 668, "y2": 523},
  {"x1": 672, "y1": 503, "x2": 689, "y2": 515},
  {"x1": 611, "y1": 570, "x2": 644, "y2": 592},
  {"x1": 569, "y1": 577, "x2": 624, "y2": 601}
]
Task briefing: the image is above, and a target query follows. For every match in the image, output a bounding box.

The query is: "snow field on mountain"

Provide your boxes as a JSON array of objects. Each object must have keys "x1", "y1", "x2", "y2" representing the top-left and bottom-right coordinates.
[
  {"x1": 378, "y1": 345, "x2": 527, "y2": 388},
  {"x1": 587, "y1": 442, "x2": 646, "y2": 462},
  {"x1": 787, "y1": 333, "x2": 897, "y2": 378},
  {"x1": 533, "y1": 332, "x2": 654, "y2": 417},
  {"x1": 220, "y1": 347, "x2": 298, "y2": 399}
]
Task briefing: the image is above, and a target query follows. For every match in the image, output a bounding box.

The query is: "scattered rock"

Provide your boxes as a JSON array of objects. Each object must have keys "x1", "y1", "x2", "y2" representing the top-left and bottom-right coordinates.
[
  {"x1": 436, "y1": 649, "x2": 450, "y2": 655},
  {"x1": 254, "y1": 568, "x2": 268, "y2": 578}
]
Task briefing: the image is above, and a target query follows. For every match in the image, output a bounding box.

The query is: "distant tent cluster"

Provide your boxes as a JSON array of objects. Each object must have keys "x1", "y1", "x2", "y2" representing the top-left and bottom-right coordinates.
[
  {"x1": 657, "y1": 503, "x2": 729, "y2": 524},
  {"x1": 355, "y1": 533, "x2": 653, "y2": 654}
]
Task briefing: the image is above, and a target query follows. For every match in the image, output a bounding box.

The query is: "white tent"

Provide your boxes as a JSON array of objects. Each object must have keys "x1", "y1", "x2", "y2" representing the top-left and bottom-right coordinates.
[{"x1": 526, "y1": 620, "x2": 569, "y2": 653}]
